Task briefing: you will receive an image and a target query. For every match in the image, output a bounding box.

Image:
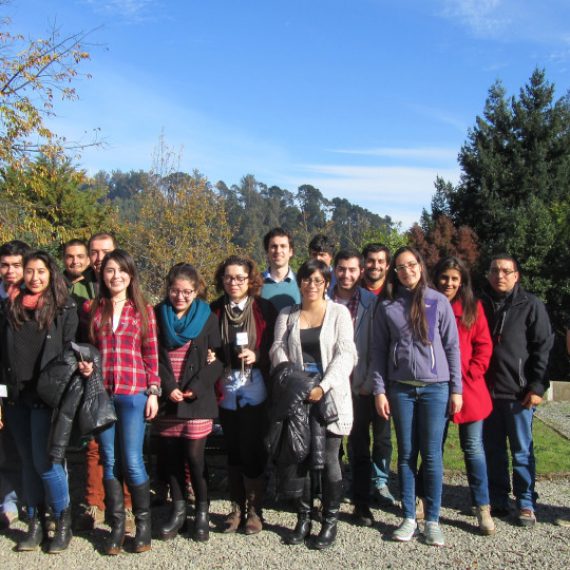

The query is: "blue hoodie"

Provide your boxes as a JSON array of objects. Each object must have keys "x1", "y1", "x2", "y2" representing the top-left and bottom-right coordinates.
[{"x1": 370, "y1": 287, "x2": 461, "y2": 395}]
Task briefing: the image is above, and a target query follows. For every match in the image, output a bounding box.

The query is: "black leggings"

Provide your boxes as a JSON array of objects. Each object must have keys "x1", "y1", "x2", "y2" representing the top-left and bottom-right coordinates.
[{"x1": 161, "y1": 437, "x2": 208, "y2": 503}]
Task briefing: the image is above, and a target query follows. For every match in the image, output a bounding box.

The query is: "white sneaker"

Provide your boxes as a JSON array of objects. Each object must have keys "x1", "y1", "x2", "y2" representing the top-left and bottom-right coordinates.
[
  {"x1": 424, "y1": 521, "x2": 445, "y2": 546},
  {"x1": 392, "y1": 518, "x2": 417, "y2": 542}
]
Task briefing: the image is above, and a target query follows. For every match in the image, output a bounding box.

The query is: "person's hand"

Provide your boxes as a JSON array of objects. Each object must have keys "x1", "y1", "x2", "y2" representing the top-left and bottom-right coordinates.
[
  {"x1": 307, "y1": 386, "x2": 324, "y2": 403},
  {"x1": 449, "y1": 393, "x2": 463, "y2": 415},
  {"x1": 78, "y1": 361, "x2": 94, "y2": 377},
  {"x1": 145, "y1": 394, "x2": 158, "y2": 420},
  {"x1": 522, "y1": 391, "x2": 543, "y2": 409},
  {"x1": 238, "y1": 348, "x2": 256, "y2": 365},
  {"x1": 206, "y1": 349, "x2": 216, "y2": 364},
  {"x1": 169, "y1": 388, "x2": 184, "y2": 403},
  {"x1": 375, "y1": 394, "x2": 390, "y2": 420}
]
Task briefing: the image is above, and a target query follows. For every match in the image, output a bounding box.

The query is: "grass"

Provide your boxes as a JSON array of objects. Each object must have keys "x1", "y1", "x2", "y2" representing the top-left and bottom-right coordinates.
[{"x1": 442, "y1": 419, "x2": 570, "y2": 474}]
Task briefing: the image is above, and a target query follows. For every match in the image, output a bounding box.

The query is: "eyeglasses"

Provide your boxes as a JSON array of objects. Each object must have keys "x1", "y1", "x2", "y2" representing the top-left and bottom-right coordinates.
[
  {"x1": 301, "y1": 278, "x2": 325, "y2": 287},
  {"x1": 394, "y1": 261, "x2": 419, "y2": 273},
  {"x1": 223, "y1": 275, "x2": 249, "y2": 285},
  {"x1": 489, "y1": 268, "x2": 517, "y2": 277},
  {"x1": 169, "y1": 288, "x2": 195, "y2": 298}
]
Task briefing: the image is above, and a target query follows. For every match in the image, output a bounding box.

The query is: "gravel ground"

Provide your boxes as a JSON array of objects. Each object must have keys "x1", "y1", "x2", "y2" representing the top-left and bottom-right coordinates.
[{"x1": 1, "y1": 472, "x2": 569, "y2": 570}]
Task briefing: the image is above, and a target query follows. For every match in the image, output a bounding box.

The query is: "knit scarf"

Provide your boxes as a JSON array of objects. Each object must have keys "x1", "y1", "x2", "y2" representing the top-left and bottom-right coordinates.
[
  {"x1": 21, "y1": 292, "x2": 44, "y2": 310},
  {"x1": 157, "y1": 298, "x2": 211, "y2": 349}
]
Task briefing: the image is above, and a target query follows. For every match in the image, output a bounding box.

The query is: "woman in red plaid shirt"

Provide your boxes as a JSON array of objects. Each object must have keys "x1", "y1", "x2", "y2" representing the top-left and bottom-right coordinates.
[{"x1": 79, "y1": 249, "x2": 160, "y2": 555}]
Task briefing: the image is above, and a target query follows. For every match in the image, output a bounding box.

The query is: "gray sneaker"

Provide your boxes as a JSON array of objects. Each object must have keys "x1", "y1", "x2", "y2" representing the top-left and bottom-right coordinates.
[
  {"x1": 392, "y1": 518, "x2": 417, "y2": 542},
  {"x1": 423, "y1": 521, "x2": 445, "y2": 546}
]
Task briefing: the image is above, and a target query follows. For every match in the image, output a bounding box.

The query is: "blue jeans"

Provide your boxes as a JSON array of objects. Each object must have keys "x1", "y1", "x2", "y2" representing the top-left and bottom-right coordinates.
[
  {"x1": 97, "y1": 392, "x2": 149, "y2": 486},
  {"x1": 458, "y1": 420, "x2": 490, "y2": 506},
  {"x1": 349, "y1": 394, "x2": 392, "y2": 505},
  {"x1": 5, "y1": 400, "x2": 69, "y2": 516},
  {"x1": 389, "y1": 381, "x2": 449, "y2": 522},
  {"x1": 483, "y1": 399, "x2": 536, "y2": 511}
]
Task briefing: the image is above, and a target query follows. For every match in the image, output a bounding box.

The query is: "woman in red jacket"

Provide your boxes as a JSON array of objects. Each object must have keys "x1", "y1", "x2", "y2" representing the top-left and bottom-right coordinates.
[{"x1": 435, "y1": 256, "x2": 495, "y2": 534}]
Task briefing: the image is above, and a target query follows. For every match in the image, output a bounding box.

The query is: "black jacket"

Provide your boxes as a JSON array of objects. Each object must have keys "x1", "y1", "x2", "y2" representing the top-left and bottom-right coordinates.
[
  {"x1": 156, "y1": 310, "x2": 223, "y2": 420},
  {"x1": 481, "y1": 284, "x2": 553, "y2": 400},
  {"x1": 0, "y1": 296, "x2": 78, "y2": 401},
  {"x1": 36, "y1": 344, "x2": 117, "y2": 463}
]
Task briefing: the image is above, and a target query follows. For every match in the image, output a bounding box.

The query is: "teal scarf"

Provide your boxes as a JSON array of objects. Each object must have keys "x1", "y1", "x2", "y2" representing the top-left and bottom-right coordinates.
[{"x1": 157, "y1": 298, "x2": 211, "y2": 349}]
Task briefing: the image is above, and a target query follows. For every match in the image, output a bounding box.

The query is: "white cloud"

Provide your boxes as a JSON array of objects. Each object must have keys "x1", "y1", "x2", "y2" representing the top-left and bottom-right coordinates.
[
  {"x1": 287, "y1": 163, "x2": 460, "y2": 229},
  {"x1": 329, "y1": 146, "x2": 458, "y2": 163},
  {"x1": 441, "y1": 0, "x2": 507, "y2": 36},
  {"x1": 83, "y1": 0, "x2": 158, "y2": 19}
]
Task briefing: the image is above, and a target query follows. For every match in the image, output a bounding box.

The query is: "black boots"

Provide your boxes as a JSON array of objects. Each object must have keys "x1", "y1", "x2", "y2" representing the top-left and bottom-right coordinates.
[
  {"x1": 159, "y1": 500, "x2": 186, "y2": 540},
  {"x1": 103, "y1": 478, "x2": 126, "y2": 555},
  {"x1": 312, "y1": 480, "x2": 342, "y2": 550},
  {"x1": 47, "y1": 507, "x2": 72, "y2": 554},
  {"x1": 130, "y1": 480, "x2": 152, "y2": 553},
  {"x1": 285, "y1": 489, "x2": 312, "y2": 545},
  {"x1": 193, "y1": 501, "x2": 209, "y2": 542},
  {"x1": 17, "y1": 509, "x2": 46, "y2": 551}
]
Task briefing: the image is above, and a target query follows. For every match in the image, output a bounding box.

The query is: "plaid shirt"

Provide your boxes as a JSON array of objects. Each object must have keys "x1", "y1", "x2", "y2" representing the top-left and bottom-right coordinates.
[
  {"x1": 92, "y1": 301, "x2": 160, "y2": 395},
  {"x1": 333, "y1": 287, "x2": 360, "y2": 326}
]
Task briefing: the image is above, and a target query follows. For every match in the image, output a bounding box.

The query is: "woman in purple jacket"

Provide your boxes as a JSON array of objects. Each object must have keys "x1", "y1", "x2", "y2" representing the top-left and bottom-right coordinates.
[{"x1": 371, "y1": 247, "x2": 462, "y2": 547}]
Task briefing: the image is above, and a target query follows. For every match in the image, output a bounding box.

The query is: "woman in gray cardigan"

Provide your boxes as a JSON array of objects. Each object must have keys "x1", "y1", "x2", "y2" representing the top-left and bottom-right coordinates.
[{"x1": 270, "y1": 259, "x2": 357, "y2": 550}]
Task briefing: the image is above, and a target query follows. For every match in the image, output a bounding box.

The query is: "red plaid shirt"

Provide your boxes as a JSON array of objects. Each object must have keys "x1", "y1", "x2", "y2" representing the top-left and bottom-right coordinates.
[
  {"x1": 92, "y1": 301, "x2": 160, "y2": 395},
  {"x1": 333, "y1": 287, "x2": 360, "y2": 325}
]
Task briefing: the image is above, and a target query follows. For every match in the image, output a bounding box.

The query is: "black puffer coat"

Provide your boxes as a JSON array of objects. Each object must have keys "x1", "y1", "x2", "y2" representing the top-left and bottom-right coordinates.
[
  {"x1": 266, "y1": 362, "x2": 338, "y2": 468},
  {"x1": 37, "y1": 344, "x2": 117, "y2": 463}
]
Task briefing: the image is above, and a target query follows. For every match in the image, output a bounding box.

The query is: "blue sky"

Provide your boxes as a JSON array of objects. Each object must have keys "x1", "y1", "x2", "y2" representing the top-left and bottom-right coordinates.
[{"x1": 6, "y1": 0, "x2": 570, "y2": 228}]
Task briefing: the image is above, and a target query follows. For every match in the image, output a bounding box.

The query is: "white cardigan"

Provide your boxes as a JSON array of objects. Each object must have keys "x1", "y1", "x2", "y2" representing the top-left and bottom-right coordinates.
[{"x1": 269, "y1": 300, "x2": 358, "y2": 436}]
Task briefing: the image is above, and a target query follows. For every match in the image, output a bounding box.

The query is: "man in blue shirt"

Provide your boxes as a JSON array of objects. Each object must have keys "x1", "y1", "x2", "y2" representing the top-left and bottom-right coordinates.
[{"x1": 260, "y1": 228, "x2": 300, "y2": 312}]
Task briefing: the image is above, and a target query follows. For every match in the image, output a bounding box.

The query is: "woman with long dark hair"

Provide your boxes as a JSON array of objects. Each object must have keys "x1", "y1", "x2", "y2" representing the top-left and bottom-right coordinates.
[
  {"x1": 210, "y1": 255, "x2": 276, "y2": 535},
  {"x1": 432, "y1": 256, "x2": 494, "y2": 534},
  {"x1": 0, "y1": 250, "x2": 78, "y2": 553},
  {"x1": 370, "y1": 246, "x2": 461, "y2": 547},
  {"x1": 269, "y1": 259, "x2": 357, "y2": 549},
  {"x1": 154, "y1": 263, "x2": 222, "y2": 542},
  {"x1": 79, "y1": 249, "x2": 160, "y2": 555}
]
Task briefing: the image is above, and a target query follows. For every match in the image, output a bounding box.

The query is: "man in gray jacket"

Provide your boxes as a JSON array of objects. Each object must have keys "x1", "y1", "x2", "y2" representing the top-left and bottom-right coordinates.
[{"x1": 332, "y1": 249, "x2": 394, "y2": 527}]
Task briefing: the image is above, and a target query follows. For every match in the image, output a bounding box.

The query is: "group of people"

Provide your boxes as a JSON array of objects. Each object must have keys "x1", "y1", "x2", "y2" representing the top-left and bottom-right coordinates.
[{"x1": 0, "y1": 226, "x2": 555, "y2": 555}]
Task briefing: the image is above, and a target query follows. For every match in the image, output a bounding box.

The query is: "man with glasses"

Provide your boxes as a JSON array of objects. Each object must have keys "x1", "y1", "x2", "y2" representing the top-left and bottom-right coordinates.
[{"x1": 481, "y1": 254, "x2": 553, "y2": 528}]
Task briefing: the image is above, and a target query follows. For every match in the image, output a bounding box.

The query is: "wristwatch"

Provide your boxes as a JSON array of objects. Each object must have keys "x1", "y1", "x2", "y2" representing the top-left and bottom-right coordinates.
[{"x1": 145, "y1": 385, "x2": 162, "y2": 397}]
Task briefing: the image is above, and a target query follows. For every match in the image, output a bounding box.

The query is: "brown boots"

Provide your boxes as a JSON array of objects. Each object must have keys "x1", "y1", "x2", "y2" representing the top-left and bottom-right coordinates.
[{"x1": 223, "y1": 467, "x2": 264, "y2": 535}]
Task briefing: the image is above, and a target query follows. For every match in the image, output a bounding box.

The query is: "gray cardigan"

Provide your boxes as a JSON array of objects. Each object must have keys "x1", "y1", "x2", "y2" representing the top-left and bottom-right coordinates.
[{"x1": 269, "y1": 300, "x2": 358, "y2": 436}]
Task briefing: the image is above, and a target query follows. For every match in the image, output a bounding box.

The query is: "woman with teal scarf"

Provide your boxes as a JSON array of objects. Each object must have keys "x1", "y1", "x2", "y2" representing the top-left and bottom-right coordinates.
[{"x1": 154, "y1": 263, "x2": 222, "y2": 542}]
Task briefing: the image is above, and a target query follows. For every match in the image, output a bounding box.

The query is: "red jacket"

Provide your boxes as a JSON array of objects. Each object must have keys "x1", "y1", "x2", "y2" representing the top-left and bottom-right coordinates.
[{"x1": 452, "y1": 299, "x2": 493, "y2": 424}]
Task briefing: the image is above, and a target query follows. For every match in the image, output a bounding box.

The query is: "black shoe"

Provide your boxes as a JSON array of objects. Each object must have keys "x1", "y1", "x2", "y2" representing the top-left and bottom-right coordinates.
[
  {"x1": 129, "y1": 480, "x2": 152, "y2": 553},
  {"x1": 490, "y1": 506, "x2": 510, "y2": 518},
  {"x1": 17, "y1": 511, "x2": 45, "y2": 551},
  {"x1": 103, "y1": 478, "x2": 126, "y2": 555},
  {"x1": 285, "y1": 514, "x2": 311, "y2": 545},
  {"x1": 159, "y1": 500, "x2": 186, "y2": 541},
  {"x1": 311, "y1": 480, "x2": 342, "y2": 550},
  {"x1": 353, "y1": 504, "x2": 374, "y2": 527},
  {"x1": 193, "y1": 502, "x2": 209, "y2": 542},
  {"x1": 47, "y1": 507, "x2": 72, "y2": 554}
]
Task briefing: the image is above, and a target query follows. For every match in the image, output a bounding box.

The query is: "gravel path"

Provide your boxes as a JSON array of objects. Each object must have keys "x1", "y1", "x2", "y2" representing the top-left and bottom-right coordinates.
[{"x1": 1, "y1": 473, "x2": 569, "y2": 570}]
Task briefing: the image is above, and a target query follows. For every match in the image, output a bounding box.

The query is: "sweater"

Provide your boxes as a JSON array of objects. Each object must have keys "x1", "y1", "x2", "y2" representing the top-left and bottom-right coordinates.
[{"x1": 269, "y1": 300, "x2": 358, "y2": 436}]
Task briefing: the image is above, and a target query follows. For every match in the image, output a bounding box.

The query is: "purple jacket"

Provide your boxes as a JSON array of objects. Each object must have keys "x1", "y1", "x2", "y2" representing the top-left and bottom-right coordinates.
[{"x1": 370, "y1": 287, "x2": 461, "y2": 395}]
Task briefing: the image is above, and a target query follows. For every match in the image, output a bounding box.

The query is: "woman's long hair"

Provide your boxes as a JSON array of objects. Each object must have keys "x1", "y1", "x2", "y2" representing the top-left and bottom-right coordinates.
[
  {"x1": 164, "y1": 263, "x2": 207, "y2": 301},
  {"x1": 89, "y1": 249, "x2": 149, "y2": 341},
  {"x1": 383, "y1": 246, "x2": 430, "y2": 345},
  {"x1": 8, "y1": 250, "x2": 69, "y2": 330},
  {"x1": 213, "y1": 255, "x2": 263, "y2": 298},
  {"x1": 433, "y1": 256, "x2": 478, "y2": 329}
]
